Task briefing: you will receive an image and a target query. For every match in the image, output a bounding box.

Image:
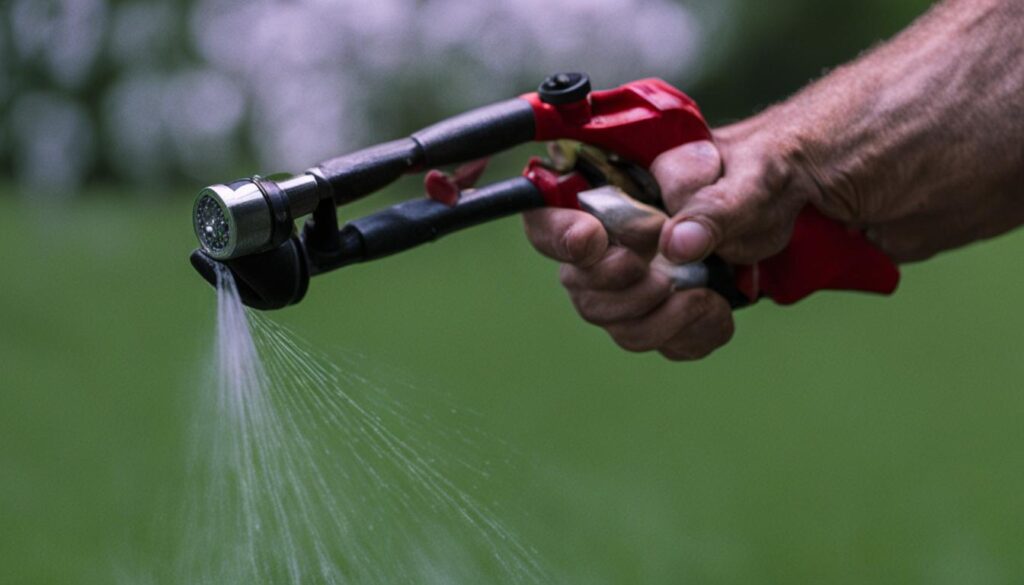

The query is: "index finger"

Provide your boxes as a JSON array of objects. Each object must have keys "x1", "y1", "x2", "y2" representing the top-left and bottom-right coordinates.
[{"x1": 522, "y1": 208, "x2": 608, "y2": 267}]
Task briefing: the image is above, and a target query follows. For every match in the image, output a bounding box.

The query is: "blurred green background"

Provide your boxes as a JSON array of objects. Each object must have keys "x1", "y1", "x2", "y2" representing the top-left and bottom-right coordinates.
[{"x1": 4, "y1": 0, "x2": 1024, "y2": 584}]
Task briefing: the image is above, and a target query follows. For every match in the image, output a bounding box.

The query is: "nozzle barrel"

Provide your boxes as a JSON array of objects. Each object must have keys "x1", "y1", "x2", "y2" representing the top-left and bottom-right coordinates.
[{"x1": 193, "y1": 174, "x2": 319, "y2": 260}]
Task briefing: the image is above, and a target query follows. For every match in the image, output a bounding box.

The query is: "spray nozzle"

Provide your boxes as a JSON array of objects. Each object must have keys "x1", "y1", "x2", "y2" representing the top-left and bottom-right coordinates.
[
  {"x1": 192, "y1": 175, "x2": 321, "y2": 260},
  {"x1": 190, "y1": 173, "x2": 320, "y2": 309},
  {"x1": 190, "y1": 237, "x2": 310, "y2": 310}
]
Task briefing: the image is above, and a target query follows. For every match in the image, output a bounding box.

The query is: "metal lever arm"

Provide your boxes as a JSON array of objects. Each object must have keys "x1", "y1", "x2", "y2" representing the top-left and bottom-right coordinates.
[{"x1": 576, "y1": 186, "x2": 748, "y2": 307}]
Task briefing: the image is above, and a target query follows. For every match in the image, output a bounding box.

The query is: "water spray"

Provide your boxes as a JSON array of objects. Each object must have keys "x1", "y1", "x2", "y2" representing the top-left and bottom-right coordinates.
[{"x1": 190, "y1": 73, "x2": 900, "y2": 310}]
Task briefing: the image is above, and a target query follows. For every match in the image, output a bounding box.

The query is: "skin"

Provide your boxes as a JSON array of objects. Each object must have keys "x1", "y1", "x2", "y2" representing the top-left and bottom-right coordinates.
[{"x1": 522, "y1": 0, "x2": 1024, "y2": 360}]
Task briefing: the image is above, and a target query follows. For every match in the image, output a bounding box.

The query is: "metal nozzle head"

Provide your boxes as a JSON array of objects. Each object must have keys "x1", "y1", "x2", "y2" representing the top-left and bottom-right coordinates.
[
  {"x1": 193, "y1": 181, "x2": 277, "y2": 260},
  {"x1": 193, "y1": 174, "x2": 322, "y2": 261},
  {"x1": 194, "y1": 192, "x2": 231, "y2": 255}
]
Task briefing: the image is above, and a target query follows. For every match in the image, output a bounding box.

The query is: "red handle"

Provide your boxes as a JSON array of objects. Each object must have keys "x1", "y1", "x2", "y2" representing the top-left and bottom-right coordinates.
[
  {"x1": 524, "y1": 78, "x2": 900, "y2": 306},
  {"x1": 524, "y1": 78, "x2": 712, "y2": 167},
  {"x1": 734, "y1": 207, "x2": 900, "y2": 305}
]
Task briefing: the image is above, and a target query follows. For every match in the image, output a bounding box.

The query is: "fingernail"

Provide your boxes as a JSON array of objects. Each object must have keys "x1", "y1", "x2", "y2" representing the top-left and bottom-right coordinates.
[
  {"x1": 668, "y1": 221, "x2": 712, "y2": 262},
  {"x1": 683, "y1": 140, "x2": 717, "y2": 161}
]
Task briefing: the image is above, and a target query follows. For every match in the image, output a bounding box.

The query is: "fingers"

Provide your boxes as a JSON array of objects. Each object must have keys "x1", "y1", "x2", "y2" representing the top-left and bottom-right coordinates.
[
  {"x1": 522, "y1": 199, "x2": 734, "y2": 361},
  {"x1": 522, "y1": 138, "x2": 753, "y2": 362},
  {"x1": 657, "y1": 179, "x2": 753, "y2": 264},
  {"x1": 562, "y1": 254, "x2": 734, "y2": 359},
  {"x1": 652, "y1": 136, "x2": 812, "y2": 266},
  {"x1": 558, "y1": 246, "x2": 648, "y2": 291},
  {"x1": 654, "y1": 167, "x2": 803, "y2": 266},
  {"x1": 650, "y1": 140, "x2": 727, "y2": 264},
  {"x1": 658, "y1": 293, "x2": 735, "y2": 361},
  {"x1": 567, "y1": 270, "x2": 672, "y2": 325},
  {"x1": 604, "y1": 288, "x2": 734, "y2": 359},
  {"x1": 576, "y1": 187, "x2": 667, "y2": 259},
  {"x1": 522, "y1": 208, "x2": 608, "y2": 267},
  {"x1": 651, "y1": 140, "x2": 723, "y2": 212}
]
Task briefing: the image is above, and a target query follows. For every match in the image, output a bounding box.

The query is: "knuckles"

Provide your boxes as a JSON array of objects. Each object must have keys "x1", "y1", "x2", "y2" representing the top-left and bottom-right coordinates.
[
  {"x1": 561, "y1": 221, "x2": 607, "y2": 266},
  {"x1": 571, "y1": 290, "x2": 612, "y2": 326},
  {"x1": 601, "y1": 289, "x2": 735, "y2": 359},
  {"x1": 606, "y1": 324, "x2": 659, "y2": 353},
  {"x1": 658, "y1": 313, "x2": 735, "y2": 362},
  {"x1": 558, "y1": 248, "x2": 647, "y2": 291},
  {"x1": 658, "y1": 345, "x2": 709, "y2": 362}
]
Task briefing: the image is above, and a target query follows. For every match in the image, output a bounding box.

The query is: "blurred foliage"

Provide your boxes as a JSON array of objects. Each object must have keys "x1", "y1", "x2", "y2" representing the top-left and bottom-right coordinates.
[
  {"x1": 693, "y1": 0, "x2": 934, "y2": 120},
  {"x1": 0, "y1": 0, "x2": 938, "y2": 191}
]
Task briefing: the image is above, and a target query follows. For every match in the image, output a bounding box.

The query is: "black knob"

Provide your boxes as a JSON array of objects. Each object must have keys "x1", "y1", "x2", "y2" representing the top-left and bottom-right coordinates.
[{"x1": 538, "y1": 72, "x2": 591, "y2": 105}]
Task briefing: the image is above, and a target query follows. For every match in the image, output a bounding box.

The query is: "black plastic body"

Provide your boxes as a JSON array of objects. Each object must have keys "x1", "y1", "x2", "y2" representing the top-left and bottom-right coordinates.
[
  {"x1": 312, "y1": 99, "x2": 535, "y2": 205},
  {"x1": 190, "y1": 237, "x2": 309, "y2": 310},
  {"x1": 308, "y1": 177, "x2": 545, "y2": 274}
]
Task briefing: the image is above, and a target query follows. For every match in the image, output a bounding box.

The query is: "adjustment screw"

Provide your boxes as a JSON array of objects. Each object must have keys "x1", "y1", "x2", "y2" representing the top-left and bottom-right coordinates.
[{"x1": 538, "y1": 72, "x2": 591, "y2": 105}]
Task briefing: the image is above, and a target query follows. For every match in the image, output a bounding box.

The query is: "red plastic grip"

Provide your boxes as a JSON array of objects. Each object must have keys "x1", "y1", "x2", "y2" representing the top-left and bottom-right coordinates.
[
  {"x1": 734, "y1": 207, "x2": 899, "y2": 305},
  {"x1": 523, "y1": 78, "x2": 900, "y2": 306},
  {"x1": 523, "y1": 78, "x2": 712, "y2": 167}
]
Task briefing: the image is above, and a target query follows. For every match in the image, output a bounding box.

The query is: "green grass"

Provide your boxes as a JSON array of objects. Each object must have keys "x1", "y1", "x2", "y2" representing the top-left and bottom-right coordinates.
[{"x1": 1, "y1": 192, "x2": 1022, "y2": 584}]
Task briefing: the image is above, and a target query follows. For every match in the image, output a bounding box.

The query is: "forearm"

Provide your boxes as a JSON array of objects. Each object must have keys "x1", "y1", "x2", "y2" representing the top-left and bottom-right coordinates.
[{"x1": 778, "y1": 0, "x2": 1024, "y2": 259}]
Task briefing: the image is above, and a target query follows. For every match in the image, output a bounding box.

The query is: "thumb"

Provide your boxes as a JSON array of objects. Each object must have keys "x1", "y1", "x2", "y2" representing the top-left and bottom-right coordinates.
[
  {"x1": 660, "y1": 217, "x2": 717, "y2": 264},
  {"x1": 659, "y1": 174, "x2": 788, "y2": 265},
  {"x1": 650, "y1": 140, "x2": 722, "y2": 213},
  {"x1": 650, "y1": 140, "x2": 724, "y2": 265}
]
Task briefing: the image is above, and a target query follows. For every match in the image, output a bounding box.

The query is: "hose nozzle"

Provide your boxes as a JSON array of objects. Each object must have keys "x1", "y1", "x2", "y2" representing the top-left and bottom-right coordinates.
[
  {"x1": 192, "y1": 174, "x2": 320, "y2": 260},
  {"x1": 191, "y1": 173, "x2": 321, "y2": 309}
]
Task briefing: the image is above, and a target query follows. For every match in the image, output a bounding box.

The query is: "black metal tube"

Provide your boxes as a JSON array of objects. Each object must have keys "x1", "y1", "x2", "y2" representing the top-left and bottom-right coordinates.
[
  {"x1": 411, "y1": 98, "x2": 536, "y2": 166},
  {"x1": 310, "y1": 98, "x2": 536, "y2": 206},
  {"x1": 308, "y1": 176, "x2": 545, "y2": 275}
]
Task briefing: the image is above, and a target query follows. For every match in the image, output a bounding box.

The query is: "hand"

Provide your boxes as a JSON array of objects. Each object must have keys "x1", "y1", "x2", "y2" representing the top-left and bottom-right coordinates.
[
  {"x1": 522, "y1": 123, "x2": 816, "y2": 360},
  {"x1": 522, "y1": 201, "x2": 736, "y2": 360}
]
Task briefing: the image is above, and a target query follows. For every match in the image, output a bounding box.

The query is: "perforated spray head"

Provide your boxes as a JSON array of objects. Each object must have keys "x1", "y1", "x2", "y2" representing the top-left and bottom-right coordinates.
[
  {"x1": 193, "y1": 175, "x2": 320, "y2": 260},
  {"x1": 191, "y1": 182, "x2": 269, "y2": 260}
]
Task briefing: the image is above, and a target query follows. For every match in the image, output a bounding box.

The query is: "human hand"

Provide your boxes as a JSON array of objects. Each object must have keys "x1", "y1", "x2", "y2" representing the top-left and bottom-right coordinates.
[{"x1": 522, "y1": 117, "x2": 823, "y2": 360}]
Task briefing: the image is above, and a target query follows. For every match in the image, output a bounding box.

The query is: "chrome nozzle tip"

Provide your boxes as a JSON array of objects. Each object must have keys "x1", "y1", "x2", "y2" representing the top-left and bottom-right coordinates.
[
  {"x1": 192, "y1": 174, "x2": 320, "y2": 261},
  {"x1": 193, "y1": 188, "x2": 233, "y2": 259},
  {"x1": 192, "y1": 181, "x2": 275, "y2": 260}
]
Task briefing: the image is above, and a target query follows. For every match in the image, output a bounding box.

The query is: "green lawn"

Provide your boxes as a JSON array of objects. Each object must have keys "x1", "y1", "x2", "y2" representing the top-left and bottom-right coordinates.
[{"x1": 1, "y1": 192, "x2": 1022, "y2": 584}]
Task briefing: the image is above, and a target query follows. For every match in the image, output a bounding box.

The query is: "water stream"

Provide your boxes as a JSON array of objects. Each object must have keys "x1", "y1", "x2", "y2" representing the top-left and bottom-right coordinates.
[{"x1": 172, "y1": 265, "x2": 547, "y2": 584}]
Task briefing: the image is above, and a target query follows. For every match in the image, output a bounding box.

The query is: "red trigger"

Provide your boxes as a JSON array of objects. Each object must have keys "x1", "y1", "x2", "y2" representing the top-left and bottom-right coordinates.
[{"x1": 424, "y1": 170, "x2": 459, "y2": 206}]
